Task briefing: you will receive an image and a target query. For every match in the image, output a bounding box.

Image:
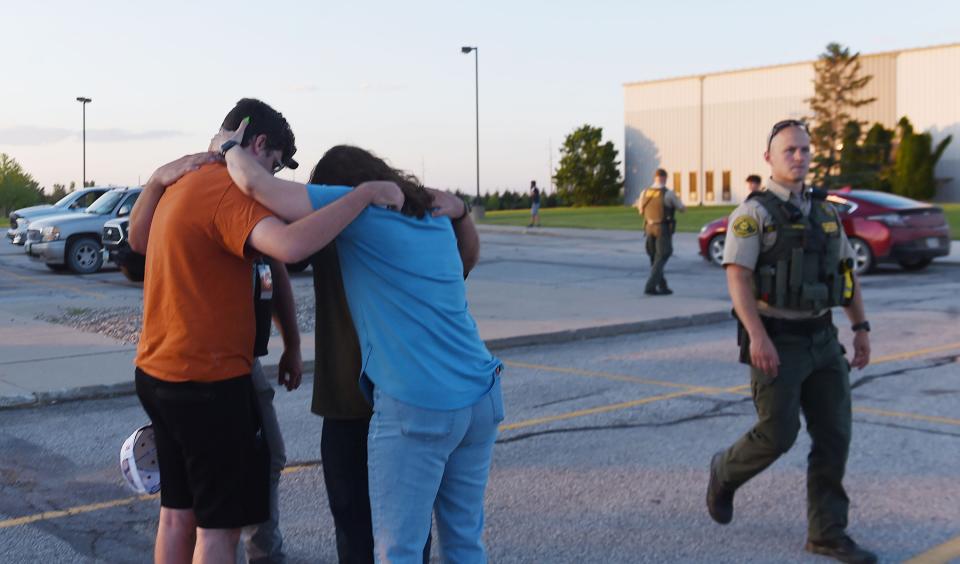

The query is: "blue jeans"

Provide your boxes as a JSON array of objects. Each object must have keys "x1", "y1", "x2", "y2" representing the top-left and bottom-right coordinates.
[{"x1": 367, "y1": 377, "x2": 504, "y2": 564}]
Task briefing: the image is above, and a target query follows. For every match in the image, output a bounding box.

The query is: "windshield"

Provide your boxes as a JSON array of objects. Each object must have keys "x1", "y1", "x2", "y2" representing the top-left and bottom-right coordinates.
[
  {"x1": 849, "y1": 190, "x2": 926, "y2": 210},
  {"x1": 85, "y1": 191, "x2": 125, "y2": 215},
  {"x1": 53, "y1": 194, "x2": 74, "y2": 207}
]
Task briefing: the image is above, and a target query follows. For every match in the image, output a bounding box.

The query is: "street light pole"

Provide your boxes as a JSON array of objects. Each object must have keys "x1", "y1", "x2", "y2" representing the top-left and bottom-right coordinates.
[
  {"x1": 461, "y1": 46, "x2": 480, "y2": 207},
  {"x1": 76, "y1": 97, "x2": 92, "y2": 186}
]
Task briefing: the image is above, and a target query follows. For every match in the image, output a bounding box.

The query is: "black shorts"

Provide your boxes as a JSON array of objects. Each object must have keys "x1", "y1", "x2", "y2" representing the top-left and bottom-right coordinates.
[{"x1": 135, "y1": 368, "x2": 269, "y2": 529}]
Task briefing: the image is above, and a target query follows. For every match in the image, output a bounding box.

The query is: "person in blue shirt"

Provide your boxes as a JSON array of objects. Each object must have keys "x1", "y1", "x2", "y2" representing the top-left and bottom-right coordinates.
[{"x1": 215, "y1": 124, "x2": 505, "y2": 564}]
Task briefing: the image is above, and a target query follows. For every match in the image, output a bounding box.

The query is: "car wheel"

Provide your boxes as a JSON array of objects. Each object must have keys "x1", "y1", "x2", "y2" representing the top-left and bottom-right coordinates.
[
  {"x1": 848, "y1": 237, "x2": 874, "y2": 275},
  {"x1": 899, "y1": 257, "x2": 932, "y2": 271},
  {"x1": 46, "y1": 264, "x2": 69, "y2": 272},
  {"x1": 65, "y1": 237, "x2": 104, "y2": 274},
  {"x1": 708, "y1": 234, "x2": 725, "y2": 266},
  {"x1": 286, "y1": 260, "x2": 310, "y2": 273}
]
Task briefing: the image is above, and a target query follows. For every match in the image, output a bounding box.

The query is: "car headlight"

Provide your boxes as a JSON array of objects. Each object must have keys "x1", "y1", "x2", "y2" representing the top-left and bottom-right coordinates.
[
  {"x1": 699, "y1": 225, "x2": 708, "y2": 233},
  {"x1": 41, "y1": 226, "x2": 61, "y2": 242}
]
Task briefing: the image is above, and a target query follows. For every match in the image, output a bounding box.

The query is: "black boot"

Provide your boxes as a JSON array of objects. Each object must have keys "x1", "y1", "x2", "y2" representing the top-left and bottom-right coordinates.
[
  {"x1": 706, "y1": 451, "x2": 735, "y2": 524},
  {"x1": 805, "y1": 535, "x2": 878, "y2": 564}
]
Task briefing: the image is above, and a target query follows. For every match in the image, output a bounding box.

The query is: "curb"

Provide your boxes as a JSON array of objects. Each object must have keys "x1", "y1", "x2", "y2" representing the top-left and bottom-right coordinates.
[
  {"x1": 483, "y1": 310, "x2": 731, "y2": 351},
  {"x1": 0, "y1": 311, "x2": 733, "y2": 410}
]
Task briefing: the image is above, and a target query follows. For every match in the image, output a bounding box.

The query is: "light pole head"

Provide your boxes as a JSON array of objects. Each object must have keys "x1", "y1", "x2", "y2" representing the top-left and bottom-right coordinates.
[
  {"x1": 461, "y1": 46, "x2": 475, "y2": 54},
  {"x1": 76, "y1": 97, "x2": 92, "y2": 104}
]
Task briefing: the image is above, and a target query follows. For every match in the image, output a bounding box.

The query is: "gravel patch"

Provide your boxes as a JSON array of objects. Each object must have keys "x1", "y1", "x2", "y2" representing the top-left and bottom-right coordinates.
[{"x1": 38, "y1": 295, "x2": 318, "y2": 344}]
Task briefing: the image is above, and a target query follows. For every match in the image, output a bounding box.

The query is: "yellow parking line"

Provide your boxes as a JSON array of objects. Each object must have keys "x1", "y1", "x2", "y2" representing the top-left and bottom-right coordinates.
[
  {"x1": 499, "y1": 388, "x2": 713, "y2": 431},
  {"x1": 503, "y1": 360, "x2": 731, "y2": 393},
  {"x1": 0, "y1": 494, "x2": 156, "y2": 529},
  {"x1": 0, "y1": 464, "x2": 322, "y2": 530},
  {"x1": 873, "y1": 342, "x2": 960, "y2": 364},
  {"x1": 853, "y1": 407, "x2": 960, "y2": 427},
  {"x1": 905, "y1": 534, "x2": 960, "y2": 564},
  {"x1": 0, "y1": 267, "x2": 106, "y2": 299}
]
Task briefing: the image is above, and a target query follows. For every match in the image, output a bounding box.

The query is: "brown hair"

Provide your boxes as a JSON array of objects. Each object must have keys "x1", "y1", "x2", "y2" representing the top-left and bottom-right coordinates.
[{"x1": 308, "y1": 145, "x2": 433, "y2": 219}]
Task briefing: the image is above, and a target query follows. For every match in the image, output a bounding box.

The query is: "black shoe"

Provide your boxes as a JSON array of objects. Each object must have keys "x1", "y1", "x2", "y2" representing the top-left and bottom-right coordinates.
[
  {"x1": 644, "y1": 288, "x2": 663, "y2": 296},
  {"x1": 805, "y1": 535, "x2": 877, "y2": 564},
  {"x1": 657, "y1": 287, "x2": 673, "y2": 295},
  {"x1": 706, "y1": 451, "x2": 735, "y2": 524}
]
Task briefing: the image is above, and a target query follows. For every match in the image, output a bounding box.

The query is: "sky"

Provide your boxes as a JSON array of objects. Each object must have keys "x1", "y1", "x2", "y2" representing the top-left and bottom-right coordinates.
[{"x1": 1, "y1": 0, "x2": 958, "y2": 196}]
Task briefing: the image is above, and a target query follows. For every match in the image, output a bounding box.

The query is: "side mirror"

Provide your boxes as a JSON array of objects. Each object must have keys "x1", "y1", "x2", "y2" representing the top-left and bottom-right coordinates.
[{"x1": 118, "y1": 205, "x2": 132, "y2": 217}]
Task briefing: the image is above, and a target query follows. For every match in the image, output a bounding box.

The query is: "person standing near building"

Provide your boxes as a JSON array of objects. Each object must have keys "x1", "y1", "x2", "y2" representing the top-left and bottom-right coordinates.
[
  {"x1": 528, "y1": 180, "x2": 541, "y2": 227},
  {"x1": 745, "y1": 174, "x2": 762, "y2": 194},
  {"x1": 637, "y1": 168, "x2": 685, "y2": 295},
  {"x1": 706, "y1": 119, "x2": 876, "y2": 564}
]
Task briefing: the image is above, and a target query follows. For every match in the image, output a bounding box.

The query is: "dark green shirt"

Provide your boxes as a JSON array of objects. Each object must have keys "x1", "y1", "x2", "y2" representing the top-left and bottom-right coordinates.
[{"x1": 309, "y1": 243, "x2": 371, "y2": 419}]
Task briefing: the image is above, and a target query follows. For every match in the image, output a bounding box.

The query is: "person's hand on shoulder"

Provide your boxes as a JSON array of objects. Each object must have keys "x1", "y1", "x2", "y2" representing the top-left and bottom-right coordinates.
[
  {"x1": 357, "y1": 181, "x2": 404, "y2": 210},
  {"x1": 148, "y1": 152, "x2": 222, "y2": 189},
  {"x1": 426, "y1": 188, "x2": 467, "y2": 218}
]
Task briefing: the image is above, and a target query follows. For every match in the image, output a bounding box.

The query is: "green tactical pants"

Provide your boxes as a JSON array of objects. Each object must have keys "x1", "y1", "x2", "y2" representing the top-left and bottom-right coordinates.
[
  {"x1": 644, "y1": 232, "x2": 673, "y2": 292},
  {"x1": 716, "y1": 324, "x2": 852, "y2": 542}
]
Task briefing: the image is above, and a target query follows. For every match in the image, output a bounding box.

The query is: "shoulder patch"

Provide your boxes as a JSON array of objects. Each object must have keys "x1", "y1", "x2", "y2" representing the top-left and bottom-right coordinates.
[{"x1": 732, "y1": 215, "x2": 759, "y2": 238}]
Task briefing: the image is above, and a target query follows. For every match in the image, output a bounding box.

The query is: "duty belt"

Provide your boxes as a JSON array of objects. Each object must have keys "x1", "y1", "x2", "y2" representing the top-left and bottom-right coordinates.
[{"x1": 760, "y1": 311, "x2": 833, "y2": 336}]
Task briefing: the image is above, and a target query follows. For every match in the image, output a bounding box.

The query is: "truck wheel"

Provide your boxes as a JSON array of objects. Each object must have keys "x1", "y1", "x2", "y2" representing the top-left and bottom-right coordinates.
[{"x1": 66, "y1": 237, "x2": 104, "y2": 274}]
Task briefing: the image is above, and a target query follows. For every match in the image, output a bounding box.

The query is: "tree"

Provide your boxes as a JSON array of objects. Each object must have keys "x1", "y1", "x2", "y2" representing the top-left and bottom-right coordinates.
[
  {"x1": 836, "y1": 121, "x2": 895, "y2": 190},
  {"x1": 806, "y1": 43, "x2": 876, "y2": 188},
  {"x1": 890, "y1": 117, "x2": 952, "y2": 200},
  {"x1": 553, "y1": 125, "x2": 623, "y2": 206},
  {"x1": 0, "y1": 153, "x2": 44, "y2": 214},
  {"x1": 48, "y1": 183, "x2": 70, "y2": 203}
]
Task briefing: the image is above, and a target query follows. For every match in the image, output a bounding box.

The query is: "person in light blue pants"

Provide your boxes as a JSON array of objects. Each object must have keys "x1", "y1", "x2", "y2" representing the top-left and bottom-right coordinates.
[{"x1": 216, "y1": 125, "x2": 504, "y2": 563}]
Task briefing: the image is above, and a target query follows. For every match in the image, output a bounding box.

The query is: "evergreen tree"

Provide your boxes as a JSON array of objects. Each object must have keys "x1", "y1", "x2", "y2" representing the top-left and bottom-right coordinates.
[
  {"x1": 553, "y1": 125, "x2": 623, "y2": 206},
  {"x1": 806, "y1": 43, "x2": 876, "y2": 188}
]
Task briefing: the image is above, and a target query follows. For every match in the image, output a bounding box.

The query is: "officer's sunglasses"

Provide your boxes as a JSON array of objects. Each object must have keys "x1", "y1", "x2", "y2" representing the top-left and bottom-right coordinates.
[
  {"x1": 271, "y1": 157, "x2": 285, "y2": 175},
  {"x1": 767, "y1": 119, "x2": 809, "y2": 149}
]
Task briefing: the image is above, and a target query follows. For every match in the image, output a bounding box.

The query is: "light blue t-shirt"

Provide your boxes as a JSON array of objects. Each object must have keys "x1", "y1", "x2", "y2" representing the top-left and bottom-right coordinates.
[{"x1": 307, "y1": 185, "x2": 501, "y2": 410}]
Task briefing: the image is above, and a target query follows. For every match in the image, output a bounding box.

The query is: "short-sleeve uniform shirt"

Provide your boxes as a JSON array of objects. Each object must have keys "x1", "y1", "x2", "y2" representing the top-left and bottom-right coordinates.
[{"x1": 721, "y1": 178, "x2": 855, "y2": 320}]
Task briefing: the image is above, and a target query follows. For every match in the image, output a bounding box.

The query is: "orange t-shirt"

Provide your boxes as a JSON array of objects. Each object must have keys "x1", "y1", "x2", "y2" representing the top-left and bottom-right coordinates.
[{"x1": 136, "y1": 164, "x2": 274, "y2": 383}]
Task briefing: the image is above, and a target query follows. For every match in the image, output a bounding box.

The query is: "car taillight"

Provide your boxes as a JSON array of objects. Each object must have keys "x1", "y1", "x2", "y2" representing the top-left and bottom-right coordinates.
[{"x1": 866, "y1": 213, "x2": 907, "y2": 227}]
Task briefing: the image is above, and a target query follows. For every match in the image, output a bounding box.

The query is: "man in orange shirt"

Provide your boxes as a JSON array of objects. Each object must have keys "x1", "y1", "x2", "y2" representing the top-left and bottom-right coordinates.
[{"x1": 129, "y1": 98, "x2": 403, "y2": 564}]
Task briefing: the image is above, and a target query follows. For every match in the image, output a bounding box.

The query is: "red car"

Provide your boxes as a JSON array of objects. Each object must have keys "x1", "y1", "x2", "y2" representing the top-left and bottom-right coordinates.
[{"x1": 698, "y1": 189, "x2": 952, "y2": 275}]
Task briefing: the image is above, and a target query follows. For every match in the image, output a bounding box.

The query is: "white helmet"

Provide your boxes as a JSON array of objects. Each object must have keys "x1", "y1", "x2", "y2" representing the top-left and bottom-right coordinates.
[{"x1": 120, "y1": 424, "x2": 161, "y2": 495}]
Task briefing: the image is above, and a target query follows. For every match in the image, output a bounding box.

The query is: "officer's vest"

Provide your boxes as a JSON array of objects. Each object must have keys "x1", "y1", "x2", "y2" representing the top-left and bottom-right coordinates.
[
  {"x1": 750, "y1": 190, "x2": 853, "y2": 311},
  {"x1": 641, "y1": 188, "x2": 675, "y2": 237}
]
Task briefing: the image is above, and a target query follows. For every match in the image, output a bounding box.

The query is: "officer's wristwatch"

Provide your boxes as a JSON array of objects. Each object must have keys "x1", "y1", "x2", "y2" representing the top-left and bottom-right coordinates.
[{"x1": 851, "y1": 321, "x2": 871, "y2": 333}]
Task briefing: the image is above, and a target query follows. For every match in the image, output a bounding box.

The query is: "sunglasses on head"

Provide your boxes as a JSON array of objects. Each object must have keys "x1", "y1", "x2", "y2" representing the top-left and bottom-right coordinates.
[{"x1": 767, "y1": 119, "x2": 809, "y2": 149}]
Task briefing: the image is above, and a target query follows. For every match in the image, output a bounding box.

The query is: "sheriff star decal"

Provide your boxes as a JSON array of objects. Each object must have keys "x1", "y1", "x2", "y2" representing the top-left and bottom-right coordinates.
[{"x1": 732, "y1": 216, "x2": 759, "y2": 238}]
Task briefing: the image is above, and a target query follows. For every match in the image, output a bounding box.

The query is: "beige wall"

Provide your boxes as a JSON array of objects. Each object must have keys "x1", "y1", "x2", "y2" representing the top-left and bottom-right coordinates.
[
  {"x1": 624, "y1": 44, "x2": 960, "y2": 205},
  {"x1": 897, "y1": 45, "x2": 960, "y2": 201}
]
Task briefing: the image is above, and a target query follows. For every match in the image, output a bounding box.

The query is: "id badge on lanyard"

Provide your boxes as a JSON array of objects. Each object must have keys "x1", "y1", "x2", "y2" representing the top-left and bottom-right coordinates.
[{"x1": 257, "y1": 263, "x2": 273, "y2": 301}]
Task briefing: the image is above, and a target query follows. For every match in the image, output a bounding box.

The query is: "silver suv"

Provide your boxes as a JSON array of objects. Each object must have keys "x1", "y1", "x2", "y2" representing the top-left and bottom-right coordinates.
[
  {"x1": 7, "y1": 188, "x2": 110, "y2": 245},
  {"x1": 25, "y1": 187, "x2": 142, "y2": 274}
]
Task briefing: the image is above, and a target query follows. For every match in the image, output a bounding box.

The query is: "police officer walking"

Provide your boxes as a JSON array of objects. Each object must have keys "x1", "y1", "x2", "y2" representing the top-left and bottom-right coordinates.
[
  {"x1": 706, "y1": 120, "x2": 876, "y2": 563},
  {"x1": 637, "y1": 168, "x2": 685, "y2": 295}
]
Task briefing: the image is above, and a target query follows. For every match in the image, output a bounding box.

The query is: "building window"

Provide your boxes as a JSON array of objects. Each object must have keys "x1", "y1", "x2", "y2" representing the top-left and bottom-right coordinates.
[
  {"x1": 705, "y1": 171, "x2": 715, "y2": 202},
  {"x1": 722, "y1": 171, "x2": 732, "y2": 201},
  {"x1": 688, "y1": 172, "x2": 698, "y2": 202},
  {"x1": 673, "y1": 172, "x2": 682, "y2": 196}
]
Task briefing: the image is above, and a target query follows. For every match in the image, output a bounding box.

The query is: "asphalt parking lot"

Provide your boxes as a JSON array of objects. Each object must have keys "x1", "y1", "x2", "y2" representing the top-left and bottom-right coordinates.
[{"x1": 1, "y1": 230, "x2": 958, "y2": 563}]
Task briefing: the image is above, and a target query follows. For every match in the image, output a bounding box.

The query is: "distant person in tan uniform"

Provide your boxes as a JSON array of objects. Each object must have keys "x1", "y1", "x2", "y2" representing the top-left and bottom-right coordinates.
[{"x1": 637, "y1": 168, "x2": 685, "y2": 295}]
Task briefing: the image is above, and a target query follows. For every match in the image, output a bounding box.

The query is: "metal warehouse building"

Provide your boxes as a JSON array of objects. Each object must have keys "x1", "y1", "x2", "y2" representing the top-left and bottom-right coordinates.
[{"x1": 623, "y1": 42, "x2": 960, "y2": 206}]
